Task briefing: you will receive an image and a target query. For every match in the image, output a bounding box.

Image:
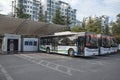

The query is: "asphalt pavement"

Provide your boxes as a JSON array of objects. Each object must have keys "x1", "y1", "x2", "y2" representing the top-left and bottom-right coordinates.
[{"x1": 0, "y1": 52, "x2": 120, "y2": 80}]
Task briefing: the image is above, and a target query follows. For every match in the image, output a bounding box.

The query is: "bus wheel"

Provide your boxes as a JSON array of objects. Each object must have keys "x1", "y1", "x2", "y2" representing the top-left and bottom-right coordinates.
[
  {"x1": 68, "y1": 49, "x2": 74, "y2": 57},
  {"x1": 46, "y1": 48, "x2": 50, "y2": 54}
]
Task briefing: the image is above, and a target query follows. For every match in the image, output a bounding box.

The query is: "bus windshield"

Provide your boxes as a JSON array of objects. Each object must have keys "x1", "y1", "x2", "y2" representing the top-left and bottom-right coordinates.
[
  {"x1": 86, "y1": 35, "x2": 98, "y2": 48},
  {"x1": 102, "y1": 37, "x2": 111, "y2": 48},
  {"x1": 111, "y1": 38, "x2": 117, "y2": 47}
]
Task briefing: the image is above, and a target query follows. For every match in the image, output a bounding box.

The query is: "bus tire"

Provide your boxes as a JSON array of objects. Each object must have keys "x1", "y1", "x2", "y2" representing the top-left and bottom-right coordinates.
[
  {"x1": 46, "y1": 47, "x2": 50, "y2": 54},
  {"x1": 68, "y1": 49, "x2": 74, "y2": 57}
]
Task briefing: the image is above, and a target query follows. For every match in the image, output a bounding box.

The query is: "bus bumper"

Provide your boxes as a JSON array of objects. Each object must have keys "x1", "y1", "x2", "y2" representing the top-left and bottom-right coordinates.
[{"x1": 84, "y1": 48, "x2": 99, "y2": 56}]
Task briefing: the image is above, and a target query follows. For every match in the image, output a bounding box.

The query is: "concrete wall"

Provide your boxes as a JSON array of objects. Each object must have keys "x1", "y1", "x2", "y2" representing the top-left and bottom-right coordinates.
[{"x1": 23, "y1": 38, "x2": 38, "y2": 51}]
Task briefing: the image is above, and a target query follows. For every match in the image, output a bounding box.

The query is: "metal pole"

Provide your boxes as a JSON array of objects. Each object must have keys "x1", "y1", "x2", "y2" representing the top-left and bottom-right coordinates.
[
  {"x1": 12, "y1": 1, "x2": 14, "y2": 16},
  {"x1": 14, "y1": 0, "x2": 17, "y2": 17}
]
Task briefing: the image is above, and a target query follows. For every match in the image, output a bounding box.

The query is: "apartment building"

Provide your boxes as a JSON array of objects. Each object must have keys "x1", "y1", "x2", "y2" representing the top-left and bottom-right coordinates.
[
  {"x1": 15, "y1": 0, "x2": 77, "y2": 27},
  {"x1": 100, "y1": 15, "x2": 109, "y2": 30},
  {"x1": 41, "y1": 0, "x2": 77, "y2": 27},
  {"x1": 16, "y1": 0, "x2": 41, "y2": 21},
  {"x1": 41, "y1": 0, "x2": 59, "y2": 22},
  {"x1": 59, "y1": 1, "x2": 77, "y2": 27}
]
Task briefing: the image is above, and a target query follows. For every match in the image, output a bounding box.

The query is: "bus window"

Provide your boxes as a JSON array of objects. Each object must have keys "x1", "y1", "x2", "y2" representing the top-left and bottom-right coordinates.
[
  {"x1": 86, "y1": 35, "x2": 98, "y2": 48},
  {"x1": 86, "y1": 35, "x2": 91, "y2": 46},
  {"x1": 102, "y1": 37, "x2": 111, "y2": 48},
  {"x1": 111, "y1": 38, "x2": 117, "y2": 47},
  {"x1": 58, "y1": 37, "x2": 67, "y2": 45},
  {"x1": 67, "y1": 35, "x2": 76, "y2": 46},
  {"x1": 52, "y1": 38, "x2": 58, "y2": 46}
]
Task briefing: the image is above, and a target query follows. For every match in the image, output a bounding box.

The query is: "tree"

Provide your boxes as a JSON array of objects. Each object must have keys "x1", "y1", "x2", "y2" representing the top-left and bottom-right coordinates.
[
  {"x1": 63, "y1": 15, "x2": 71, "y2": 31},
  {"x1": 111, "y1": 13, "x2": 120, "y2": 43},
  {"x1": 52, "y1": 8, "x2": 65, "y2": 25},
  {"x1": 16, "y1": 3, "x2": 30, "y2": 19},
  {"x1": 94, "y1": 17, "x2": 102, "y2": 34},
  {"x1": 86, "y1": 17, "x2": 96, "y2": 32},
  {"x1": 38, "y1": 10, "x2": 45, "y2": 22},
  {"x1": 65, "y1": 15, "x2": 71, "y2": 27},
  {"x1": 71, "y1": 26, "x2": 86, "y2": 32},
  {"x1": 86, "y1": 17, "x2": 102, "y2": 34},
  {"x1": 104, "y1": 24, "x2": 110, "y2": 35}
]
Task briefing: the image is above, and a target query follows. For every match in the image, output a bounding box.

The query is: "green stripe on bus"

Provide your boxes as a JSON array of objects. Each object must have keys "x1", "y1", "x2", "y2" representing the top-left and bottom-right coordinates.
[
  {"x1": 40, "y1": 46, "x2": 46, "y2": 50},
  {"x1": 57, "y1": 50, "x2": 67, "y2": 53},
  {"x1": 40, "y1": 46, "x2": 68, "y2": 53}
]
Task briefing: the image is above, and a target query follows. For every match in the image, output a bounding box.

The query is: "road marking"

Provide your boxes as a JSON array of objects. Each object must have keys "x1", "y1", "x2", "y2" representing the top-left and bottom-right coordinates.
[
  {"x1": 0, "y1": 64, "x2": 14, "y2": 80},
  {"x1": 26, "y1": 53, "x2": 72, "y2": 60},
  {"x1": 15, "y1": 54, "x2": 85, "y2": 76}
]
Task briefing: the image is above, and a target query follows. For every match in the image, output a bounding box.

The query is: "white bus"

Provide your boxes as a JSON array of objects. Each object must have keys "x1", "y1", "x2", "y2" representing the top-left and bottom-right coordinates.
[
  {"x1": 39, "y1": 31, "x2": 99, "y2": 57},
  {"x1": 110, "y1": 36, "x2": 118, "y2": 53},
  {"x1": 97, "y1": 34, "x2": 111, "y2": 55}
]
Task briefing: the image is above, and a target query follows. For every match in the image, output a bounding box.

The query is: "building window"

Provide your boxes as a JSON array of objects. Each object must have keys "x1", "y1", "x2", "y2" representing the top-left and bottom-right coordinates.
[
  {"x1": 24, "y1": 5, "x2": 27, "y2": 8},
  {"x1": 25, "y1": 41, "x2": 28, "y2": 45},
  {"x1": 24, "y1": 9, "x2": 26, "y2": 12},
  {"x1": 25, "y1": 41, "x2": 37, "y2": 46},
  {"x1": 47, "y1": 8, "x2": 50, "y2": 10},
  {"x1": 34, "y1": 41, "x2": 37, "y2": 46},
  {"x1": 30, "y1": 1, "x2": 32, "y2": 4},
  {"x1": 29, "y1": 41, "x2": 32, "y2": 45},
  {"x1": 24, "y1": 0, "x2": 27, "y2": 3}
]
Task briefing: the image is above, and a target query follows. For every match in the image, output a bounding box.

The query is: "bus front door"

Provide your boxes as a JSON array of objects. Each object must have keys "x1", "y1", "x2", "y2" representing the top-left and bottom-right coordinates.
[
  {"x1": 52, "y1": 38, "x2": 58, "y2": 53},
  {"x1": 77, "y1": 37, "x2": 84, "y2": 54}
]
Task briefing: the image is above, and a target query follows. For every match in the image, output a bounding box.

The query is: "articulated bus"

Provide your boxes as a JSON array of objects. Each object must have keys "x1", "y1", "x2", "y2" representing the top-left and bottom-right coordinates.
[
  {"x1": 39, "y1": 31, "x2": 99, "y2": 57},
  {"x1": 110, "y1": 36, "x2": 118, "y2": 53},
  {"x1": 97, "y1": 34, "x2": 111, "y2": 55}
]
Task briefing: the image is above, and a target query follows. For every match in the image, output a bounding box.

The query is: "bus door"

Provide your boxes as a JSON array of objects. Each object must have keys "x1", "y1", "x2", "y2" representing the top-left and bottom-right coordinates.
[
  {"x1": 77, "y1": 37, "x2": 84, "y2": 54},
  {"x1": 52, "y1": 38, "x2": 58, "y2": 53}
]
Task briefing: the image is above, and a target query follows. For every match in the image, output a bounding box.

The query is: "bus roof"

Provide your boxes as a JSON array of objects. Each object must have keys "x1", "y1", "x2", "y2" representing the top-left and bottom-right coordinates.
[
  {"x1": 54, "y1": 31, "x2": 78, "y2": 35},
  {"x1": 97, "y1": 34, "x2": 109, "y2": 37},
  {"x1": 40, "y1": 34, "x2": 76, "y2": 38},
  {"x1": 40, "y1": 31, "x2": 95, "y2": 38},
  {"x1": 54, "y1": 31, "x2": 94, "y2": 36}
]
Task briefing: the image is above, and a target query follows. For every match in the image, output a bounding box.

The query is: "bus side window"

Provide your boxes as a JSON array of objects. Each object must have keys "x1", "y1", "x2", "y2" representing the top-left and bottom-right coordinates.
[
  {"x1": 51, "y1": 38, "x2": 58, "y2": 46},
  {"x1": 42, "y1": 39, "x2": 45, "y2": 45},
  {"x1": 57, "y1": 37, "x2": 66, "y2": 46},
  {"x1": 67, "y1": 36, "x2": 76, "y2": 46}
]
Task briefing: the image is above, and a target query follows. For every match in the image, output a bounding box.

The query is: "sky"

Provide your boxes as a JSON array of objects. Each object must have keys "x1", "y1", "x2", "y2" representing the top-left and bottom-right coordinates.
[{"x1": 0, "y1": 0, "x2": 120, "y2": 21}]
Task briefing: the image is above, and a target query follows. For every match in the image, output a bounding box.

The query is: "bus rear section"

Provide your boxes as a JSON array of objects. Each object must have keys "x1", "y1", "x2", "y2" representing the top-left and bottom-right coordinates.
[
  {"x1": 39, "y1": 31, "x2": 98, "y2": 57},
  {"x1": 97, "y1": 34, "x2": 111, "y2": 55}
]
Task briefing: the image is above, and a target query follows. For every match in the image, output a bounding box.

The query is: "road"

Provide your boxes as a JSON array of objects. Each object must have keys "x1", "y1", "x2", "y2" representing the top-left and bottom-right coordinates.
[{"x1": 0, "y1": 52, "x2": 120, "y2": 80}]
